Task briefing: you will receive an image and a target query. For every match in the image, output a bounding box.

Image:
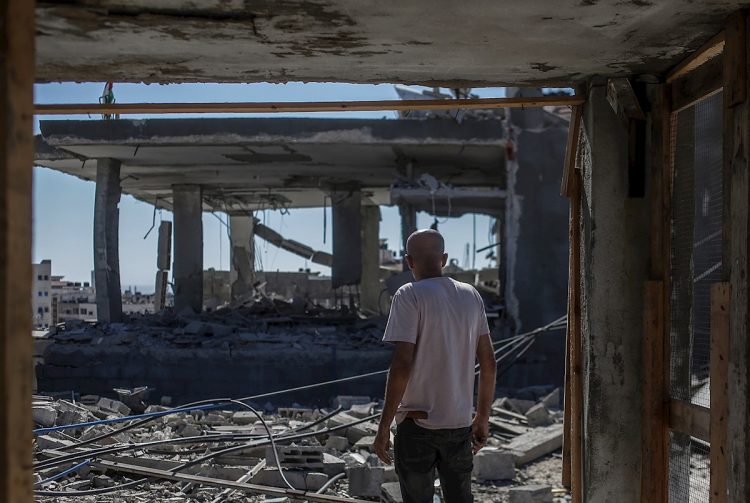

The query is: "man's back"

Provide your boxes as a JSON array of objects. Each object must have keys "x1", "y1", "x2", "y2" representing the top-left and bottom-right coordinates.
[{"x1": 383, "y1": 276, "x2": 489, "y2": 429}]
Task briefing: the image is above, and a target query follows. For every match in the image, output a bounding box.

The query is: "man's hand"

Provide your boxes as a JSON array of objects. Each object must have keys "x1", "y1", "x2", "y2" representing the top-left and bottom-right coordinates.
[
  {"x1": 471, "y1": 415, "x2": 489, "y2": 454},
  {"x1": 373, "y1": 427, "x2": 393, "y2": 465}
]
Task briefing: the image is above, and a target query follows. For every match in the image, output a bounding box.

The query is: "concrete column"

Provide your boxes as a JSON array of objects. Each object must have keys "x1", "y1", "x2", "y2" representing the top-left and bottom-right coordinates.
[
  {"x1": 172, "y1": 184, "x2": 203, "y2": 313},
  {"x1": 360, "y1": 204, "x2": 381, "y2": 313},
  {"x1": 398, "y1": 202, "x2": 417, "y2": 265},
  {"x1": 93, "y1": 158, "x2": 123, "y2": 323},
  {"x1": 229, "y1": 214, "x2": 254, "y2": 301},
  {"x1": 331, "y1": 189, "x2": 362, "y2": 289},
  {"x1": 579, "y1": 80, "x2": 649, "y2": 502}
]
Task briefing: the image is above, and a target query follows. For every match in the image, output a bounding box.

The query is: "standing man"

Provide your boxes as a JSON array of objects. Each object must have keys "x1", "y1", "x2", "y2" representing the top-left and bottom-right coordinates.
[{"x1": 374, "y1": 229, "x2": 497, "y2": 503}]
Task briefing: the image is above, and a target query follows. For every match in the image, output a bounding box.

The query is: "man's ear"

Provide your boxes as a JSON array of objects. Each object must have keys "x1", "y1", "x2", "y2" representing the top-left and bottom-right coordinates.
[
  {"x1": 405, "y1": 255, "x2": 414, "y2": 271},
  {"x1": 441, "y1": 253, "x2": 448, "y2": 267}
]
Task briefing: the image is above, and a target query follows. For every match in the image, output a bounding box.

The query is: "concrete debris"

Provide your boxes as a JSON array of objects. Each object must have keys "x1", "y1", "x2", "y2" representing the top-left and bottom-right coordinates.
[
  {"x1": 381, "y1": 481, "x2": 404, "y2": 503},
  {"x1": 504, "y1": 424, "x2": 565, "y2": 466},
  {"x1": 33, "y1": 375, "x2": 568, "y2": 502},
  {"x1": 508, "y1": 485, "x2": 554, "y2": 503},
  {"x1": 472, "y1": 447, "x2": 516, "y2": 482},
  {"x1": 525, "y1": 403, "x2": 553, "y2": 427}
]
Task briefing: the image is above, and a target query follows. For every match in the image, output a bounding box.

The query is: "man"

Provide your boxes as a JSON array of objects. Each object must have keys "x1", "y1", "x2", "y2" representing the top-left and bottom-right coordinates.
[{"x1": 373, "y1": 229, "x2": 497, "y2": 503}]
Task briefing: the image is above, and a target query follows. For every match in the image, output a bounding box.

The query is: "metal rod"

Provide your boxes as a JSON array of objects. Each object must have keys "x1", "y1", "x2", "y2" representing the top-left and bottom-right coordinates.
[{"x1": 34, "y1": 95, "x2": 585, "y2": 116}]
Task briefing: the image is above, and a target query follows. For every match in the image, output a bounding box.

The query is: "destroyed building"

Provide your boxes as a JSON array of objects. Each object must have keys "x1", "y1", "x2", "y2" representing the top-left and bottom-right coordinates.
[
  {"x1": 32, "y1": 95, "x2": 571, "y2": 402},
  {"x1": 1, "y1": 2, "x2": 750, "y2": 502}
]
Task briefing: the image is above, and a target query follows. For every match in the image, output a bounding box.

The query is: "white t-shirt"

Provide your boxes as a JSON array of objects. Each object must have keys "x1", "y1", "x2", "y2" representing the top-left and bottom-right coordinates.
[{"x1": 382, "y1": 276, "x2": 490, "y2": 429}]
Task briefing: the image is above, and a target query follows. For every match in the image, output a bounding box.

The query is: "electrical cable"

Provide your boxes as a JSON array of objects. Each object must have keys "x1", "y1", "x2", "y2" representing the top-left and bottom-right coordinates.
[
  {"x1": 34, "y1": 459, "x2": 91, "y2": 488},
  {"x1": 34, "y1": 413, "x2": 380, "y2": 472},
  {"x1": 35, "y1": 413, "x2": 380, "y2": 496}
]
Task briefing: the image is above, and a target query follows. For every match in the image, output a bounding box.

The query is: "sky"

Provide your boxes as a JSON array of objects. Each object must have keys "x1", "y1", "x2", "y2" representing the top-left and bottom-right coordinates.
[{"x1": 33, "y1": 83, "x2": 504, "y2": 292}]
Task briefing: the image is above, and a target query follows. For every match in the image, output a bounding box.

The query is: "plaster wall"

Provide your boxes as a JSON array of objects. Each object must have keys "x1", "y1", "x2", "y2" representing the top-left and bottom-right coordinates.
[{"x1": 579, "y1": 81, "x2": 648, "y2": 503}]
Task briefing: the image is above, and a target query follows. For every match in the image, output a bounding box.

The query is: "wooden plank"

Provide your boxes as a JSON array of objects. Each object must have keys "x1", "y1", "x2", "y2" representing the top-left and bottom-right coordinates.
[
  {"x1": 560, "y1": 106, "x2": 582, "y2": 197},
  {"x1": 710, "y1": 283, "x2": 730, "y2": 503},
  {"x1": 667, "y1": 31, "x2": 726, "y2": 83},
  {"x1": 670, "y1": 53, "x2": 723, "y2": 113},
  {"x1": 33, "y1": 95, "x2": 585, "y2": 116},
  {"x1": 641, "y1": 281, "x2": 668, "y2": 503},
  {"x1": 724, "y1": 13, "x2": 750, "y2": 501},
  {"x1": 564, "y1": 154, "x2": 583, "y2": 503},
  {"x1": 723, "y1": 12, "x2": 747, "y2": 107},
  {"x1": 669, "y1": 400, "x2": 711, "y2": 443},
  {"x1": 606, "y1": 78, "x2": 646, "y2": 121},
  {"x1": 0, "y1": 0, "x2": 35, "y2": 502}
]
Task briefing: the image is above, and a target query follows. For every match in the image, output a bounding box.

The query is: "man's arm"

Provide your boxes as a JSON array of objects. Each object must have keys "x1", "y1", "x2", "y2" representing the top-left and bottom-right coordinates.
[
  {"x1": 374, "y1": 341, "x2": 415, "y2": 464},
  {"x1": 472, "y1": 335, "x2": 497, "y2": 452}
]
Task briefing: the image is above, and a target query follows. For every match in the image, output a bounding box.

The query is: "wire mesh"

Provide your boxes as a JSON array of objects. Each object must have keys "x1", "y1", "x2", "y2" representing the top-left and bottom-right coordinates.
[
  {"x1": 669, "y1": 91, "x2": 723, "y2": 408},
  {"x1": 668, "y1": 432, "x2": 711, "y2": 502},
  {"x1": 668, "y1": 91, "x2": 722, "y2": 503}
]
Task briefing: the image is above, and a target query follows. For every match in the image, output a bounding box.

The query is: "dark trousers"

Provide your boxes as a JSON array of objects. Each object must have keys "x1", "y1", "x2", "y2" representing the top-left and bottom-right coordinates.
[{"x1": 394, "y1": 418, "x2": 474, "y2": 503}]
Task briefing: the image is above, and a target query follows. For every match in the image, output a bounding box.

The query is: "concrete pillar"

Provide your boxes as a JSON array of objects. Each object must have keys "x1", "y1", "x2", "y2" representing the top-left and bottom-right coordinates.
[
  {"x1": 93, "y1": 158, "x2": 123, "y2": 323},
  {"x1": 331, "y1": 189, "x2": 362, "y2": 289},
  {"x1": 502, "y1": 87, "x2": 569, "y2": 388},
  {"x1": 579, "y1": 80, "x2": 649, "y2": 502},
  {"x1": 229, "y1": 214, "x2": 254, "y2": 301},
  {"x1": 360, "y1": 205, "x2": 381, "y2": 313},
  {"x1": 398, "y1": 202, "x2": 417, "y2": 265},
  {"x1": 172, "y1": 184, "x2": 203, "y2": 313}
]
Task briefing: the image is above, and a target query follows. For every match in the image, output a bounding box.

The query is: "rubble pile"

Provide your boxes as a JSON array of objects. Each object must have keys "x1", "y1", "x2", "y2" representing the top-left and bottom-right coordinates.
[
  {"x1": 33, "y1": 389, "x2": 570, "y2": 502},
  {"x1": 35, "y1": 299, "x2": 393, "y2": 405}
]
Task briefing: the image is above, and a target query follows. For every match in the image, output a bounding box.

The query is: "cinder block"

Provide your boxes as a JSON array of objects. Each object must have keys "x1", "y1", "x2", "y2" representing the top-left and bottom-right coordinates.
[
  {"x1": 525, "y1": 403, "x2": 553, "y2": 427},
  {"x1": 508, "y1": 485, "x2": 553, "y2": 503},
  {"x1": 346, "y1": 465, "x2": 384, "y2": 497},
  {"x1": 472, "y1": 447, "x2": 515, "y2": 482},
  {"x1": 266, "y1": 445, "x2": 324, "y2": 469}
]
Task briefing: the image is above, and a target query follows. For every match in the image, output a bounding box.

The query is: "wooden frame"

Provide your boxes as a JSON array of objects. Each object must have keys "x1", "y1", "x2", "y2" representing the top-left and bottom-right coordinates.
[
  {"x1": 0, "y1": 0, "x2": 35, "y2": 501},
  {"x1": 710, "y1": 283, "x2": 730, "y2": 503},
  {"x1": 667, "y1": 31, "x2": 726, "y2": 83},
  {"x1": 33, "y1": 95, "x2": 584, "y2": 116},
  {"x1": 562, "y1": 105, "x2": 583, "y2": 503}
]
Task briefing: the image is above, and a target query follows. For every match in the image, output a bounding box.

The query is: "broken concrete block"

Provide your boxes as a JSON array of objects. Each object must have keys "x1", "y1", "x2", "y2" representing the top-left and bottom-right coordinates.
[
  {"x1": 348, "y1": 402, "x2": 376, "y2": 418},
  {"x1": 508, "y1": 485, "x2": 553, "y2": 503},
  {"x1": 32, "y1": 405, "x2": 57, "y2": 427},
  {"x1": 251, "y1": 468, "x2": 307, "y2": 490},
  {"x1": 504, "y1": 424, "x2": 564, "y2": 466},
  {"x1": 322, "y1": 453, "x2": 346, "y2": 476},
  {"x1": 178, "y1": 424, "x2": 201, "y2": 438},
  {"x1": 472, "y1": 447, "x2": 515, "y2": 482},
  {"x1": 96, "y1": 397, "x2": 131, "y2": 416},
  {"x1": 305, "y1": 472, "x2": 329, "y2": 491},
  {"x1": 233, "y1": 410, "x2": 260, "y2": 425},
  {"x1": 381, "y1": 481, "x2": 404, "y2": 503},
  {"x1": 332, "y1": 395, "x2": 371, "y2": 409},
  {"x1": 347, "y1": 465, "x2": 385, "y2": 497},
  {"x1": 184, "y1": 321, "x2": 209, "y2": 335},
  {"x1": 325, "y1": 435, "x2": 350, "y2": 451},
  {"x1": 525, "y1": 403, "x2": 553, "y2": 427},
  {"x1": 92, "y1": 475, "x2": 115, "y2": 488},
  {"x1": 541, "y1": 388, "x2": 561, "y2": 411},
  {"x1": 353, "y1": 435, "x2": 376, "y2": 452},
  {"x1": 36, "y1": 434, "x2": 75, "y2": 451},
  {"x1": 266, "y1": 445, "x2": 324, "y2": 469}
]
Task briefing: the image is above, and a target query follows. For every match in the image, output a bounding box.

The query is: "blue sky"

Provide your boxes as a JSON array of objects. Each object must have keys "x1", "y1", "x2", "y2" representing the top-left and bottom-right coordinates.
[{"x1": 33, "y1": 83, "x2": 503, "y2": 292}]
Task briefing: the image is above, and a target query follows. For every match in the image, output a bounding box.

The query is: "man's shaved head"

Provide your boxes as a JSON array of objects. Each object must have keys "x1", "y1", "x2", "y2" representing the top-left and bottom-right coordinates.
[
  {"x1": 405, "y1": 229, "x2": 447, "y2": 279},
  {"x1": 406, "y1": 229, "x2": 445, "y2": 258}
]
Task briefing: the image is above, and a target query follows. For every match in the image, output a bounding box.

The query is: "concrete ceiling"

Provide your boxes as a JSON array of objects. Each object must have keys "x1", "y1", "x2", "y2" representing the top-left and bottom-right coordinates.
[
  {"x1": 36, "y1": 1, "x2": 747, "y2": 86},
  {"x1": 35, "y1": 117, "x2": 506, "y2": 212}
]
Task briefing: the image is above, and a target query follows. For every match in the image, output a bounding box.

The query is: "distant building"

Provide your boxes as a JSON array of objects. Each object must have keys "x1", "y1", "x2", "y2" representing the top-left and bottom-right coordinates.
[
  {"x1": 32, "y1": 260, "x2": 52, "y2": 328},
  {"x1": 32, "y1": 261, "x2": 170, "y2": 328}
]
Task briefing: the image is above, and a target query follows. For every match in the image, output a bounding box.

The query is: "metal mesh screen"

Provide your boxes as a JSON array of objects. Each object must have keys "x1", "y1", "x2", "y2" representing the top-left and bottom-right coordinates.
[
  {"x1": 668, "y1": 90, "x2": 722, "y2": 503},
  {"x1": 669, "y1": 91, "x2": 723, "y2": 407},
  {"x1": 668, "y1": 432, "x2": 711, "y2": 502}
]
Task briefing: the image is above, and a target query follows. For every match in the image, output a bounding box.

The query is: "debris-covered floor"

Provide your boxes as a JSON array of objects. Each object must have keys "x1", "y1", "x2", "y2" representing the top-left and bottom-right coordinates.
[{"x1": 33, "y1": 389, "x2": 570, "y2": 502}]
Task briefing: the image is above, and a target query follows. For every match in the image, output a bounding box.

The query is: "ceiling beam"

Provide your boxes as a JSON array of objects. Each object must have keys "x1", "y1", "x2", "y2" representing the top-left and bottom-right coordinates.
[{"x1": 34, "y1": 95, "x2": 583, "y2": 116}]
